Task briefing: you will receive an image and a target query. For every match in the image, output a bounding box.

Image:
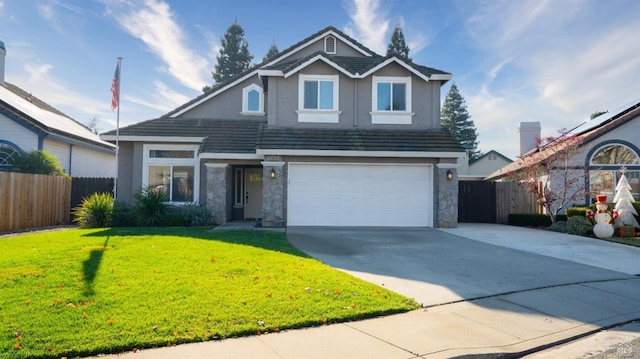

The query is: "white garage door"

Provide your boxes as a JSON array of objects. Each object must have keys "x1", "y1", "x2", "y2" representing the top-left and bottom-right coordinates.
[{"x1": 287, "y1": 163, "x2": 433, "y2": 227}]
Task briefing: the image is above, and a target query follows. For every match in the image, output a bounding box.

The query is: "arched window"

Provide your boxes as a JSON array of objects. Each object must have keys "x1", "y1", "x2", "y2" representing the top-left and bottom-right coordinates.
[
  {"x1": 0, "y1": 142, "x2": 23, "y2": 168},
  {"x1": 588, "y1": 143, "x2": 640, "y2": 202},
  {"x1": 241, "y1": 84, "x2": 264, "y2": 116}
]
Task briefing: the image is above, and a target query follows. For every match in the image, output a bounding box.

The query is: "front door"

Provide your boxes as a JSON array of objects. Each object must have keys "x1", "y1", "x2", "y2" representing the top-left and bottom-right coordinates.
[{"x1": 244, "y1": 168, "x2": 263, "y2": 219}]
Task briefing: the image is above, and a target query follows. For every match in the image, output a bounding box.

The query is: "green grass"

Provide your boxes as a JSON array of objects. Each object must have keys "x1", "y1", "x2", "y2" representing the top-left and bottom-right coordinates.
[
  {"x1": 0, "y1": 228, "x2": 417, "y2": 358},
  {"x1": 599, "y1": 236, "x2": 640, "y2": 247}
]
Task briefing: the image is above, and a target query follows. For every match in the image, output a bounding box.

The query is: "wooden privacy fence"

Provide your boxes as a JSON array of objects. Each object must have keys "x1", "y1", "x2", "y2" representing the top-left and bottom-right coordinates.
[
  {"x1": 459, "y1": 181, "x2": 538, "y2": 224},
  {"x1": 0, "y1": 172, "x2": 71, "y2": 232}
]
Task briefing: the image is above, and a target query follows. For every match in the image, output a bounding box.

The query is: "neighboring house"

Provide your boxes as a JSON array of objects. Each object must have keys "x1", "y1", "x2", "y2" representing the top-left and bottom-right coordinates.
[
  {"x1": 487, "y1": 98, "x2": 640, "y2": 208},
  {"x1": 0, "y1": 41, "x2": 116, "y2": 177},
  {"x1": 457, "y1": 150, "x2": 512, "y2": 181},
  {"x1": 101, "y1": 26, "x2": 465, "y2": 228}
]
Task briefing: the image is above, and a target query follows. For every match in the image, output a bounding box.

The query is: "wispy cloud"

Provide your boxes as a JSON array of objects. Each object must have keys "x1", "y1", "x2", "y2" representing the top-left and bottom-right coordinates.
[
  {"x1": 103, "y1": 0, "x2": 210, "y2": 92},
  {"x1": 126, "y1": 80, "x2": 190, "y2": 113},
  {"x1": 15, "y1": 61, "x2": 115, "y2": 124},
  {"x1": 458, "y1": 0, "x2": 640, "y2": 156},
  {"x1": 343, "y1": 0, "x2": 389, "y2": 54}
]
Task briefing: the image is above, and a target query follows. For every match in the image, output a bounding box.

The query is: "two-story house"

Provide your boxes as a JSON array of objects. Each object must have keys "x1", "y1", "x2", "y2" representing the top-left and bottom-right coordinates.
[{"x1": 101, "y1": 26, "x2": 464, "y2": 228}]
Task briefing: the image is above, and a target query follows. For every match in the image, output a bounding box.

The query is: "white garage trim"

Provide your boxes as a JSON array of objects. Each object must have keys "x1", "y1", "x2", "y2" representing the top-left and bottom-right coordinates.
[{"x1": 287, "y1": 163, "x2": 433, "y2": 227}]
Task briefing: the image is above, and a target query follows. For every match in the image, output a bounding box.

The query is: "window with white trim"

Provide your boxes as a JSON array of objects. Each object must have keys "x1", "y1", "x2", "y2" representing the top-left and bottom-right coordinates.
[
  {"x1": 297, "y1": 74, "x2": 340, "y2": 123},
  {"x1": 588, "y1": 143, "x2": 640, "y2": 202},
  {"x1": 371, "y1": 76, "x2": 413, "y2": 124},
  {"x1": 241, "y1": 84, "x2": 264, "y2": 115},
  {"x1": 324, "y1": 35, "x2": 336, "y2": 54},
  {"x1": 0, "y1": 142, "x2": 22, "y2": 168},
  {"x1": 143, "y1": 144, "x2": 199, "y2": 203}
]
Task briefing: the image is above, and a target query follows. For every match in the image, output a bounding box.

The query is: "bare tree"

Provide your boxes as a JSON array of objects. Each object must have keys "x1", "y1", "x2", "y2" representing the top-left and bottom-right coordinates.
[{"x1": 515, "y1": 129, "x2": 587, "y2": 223}]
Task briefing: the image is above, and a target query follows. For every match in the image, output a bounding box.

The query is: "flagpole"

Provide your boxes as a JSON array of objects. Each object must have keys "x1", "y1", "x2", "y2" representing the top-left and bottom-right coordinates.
[{"x1": 114, "y1": 57, "x2": 123, "y2": 200}]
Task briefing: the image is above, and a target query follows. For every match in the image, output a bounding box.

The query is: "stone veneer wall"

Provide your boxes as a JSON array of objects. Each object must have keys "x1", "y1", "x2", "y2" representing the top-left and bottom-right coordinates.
[
  {"x1": 435, "y1": 166, "x2": 458, "y2": 228},
  {"x1": 262, "y1": 161, "x2": 286, "y2": 227},
  {"x1": 205, "y1": 163, "x2": 229, "y2": 224}
]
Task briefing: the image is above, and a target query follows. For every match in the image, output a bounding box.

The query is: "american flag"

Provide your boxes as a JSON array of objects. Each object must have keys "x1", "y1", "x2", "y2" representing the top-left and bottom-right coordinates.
[{"x1": 111, "y1": 62, "x2": 120, "y2": 110}]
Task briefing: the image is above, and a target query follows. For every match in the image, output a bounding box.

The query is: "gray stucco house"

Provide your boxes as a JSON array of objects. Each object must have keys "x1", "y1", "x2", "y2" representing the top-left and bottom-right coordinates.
[{"x1": 102, "y1": 26, "x2": 464, "y2": 228}]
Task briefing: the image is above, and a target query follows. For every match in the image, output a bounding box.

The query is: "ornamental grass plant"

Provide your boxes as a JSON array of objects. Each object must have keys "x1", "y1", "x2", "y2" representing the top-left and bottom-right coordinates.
[{"x1": 0, "y1": 228, "x2": 417, "y2": 358}]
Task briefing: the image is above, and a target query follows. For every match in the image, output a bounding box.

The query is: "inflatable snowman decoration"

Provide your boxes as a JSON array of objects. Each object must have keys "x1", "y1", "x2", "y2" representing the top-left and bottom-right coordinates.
[{"x1": 589, "y1": 195, "x2": 618, "y2": 238}]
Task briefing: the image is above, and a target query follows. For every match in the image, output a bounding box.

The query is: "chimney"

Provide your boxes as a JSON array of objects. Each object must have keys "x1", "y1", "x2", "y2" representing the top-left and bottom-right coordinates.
[
  {"x1": 0, "y1": 40, "x2": 5, "y2": 85},
  {"x1": 518, "y1": 121, "x2": 541, "y2": 155}
]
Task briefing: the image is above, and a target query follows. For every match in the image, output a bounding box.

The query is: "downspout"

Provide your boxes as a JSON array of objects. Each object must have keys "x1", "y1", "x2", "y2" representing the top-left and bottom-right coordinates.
[
  {"x1": 68, "y1": 144, "x2": 73, "y2": 176},
  {"x1": 353, "y1": 76, "x2": 358, "y2": 127}
]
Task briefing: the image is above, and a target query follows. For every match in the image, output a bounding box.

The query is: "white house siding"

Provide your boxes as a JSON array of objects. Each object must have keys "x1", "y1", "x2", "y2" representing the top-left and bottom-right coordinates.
[
  {"x1": 71, "y1": 145, "x2": 115, "y2": 177},
  {"x1": 43, "y1": 138, "x2": 71, "y2": 174},
  {"x1": 0, "y1": 114, "x2": 39, "y2": 151}
]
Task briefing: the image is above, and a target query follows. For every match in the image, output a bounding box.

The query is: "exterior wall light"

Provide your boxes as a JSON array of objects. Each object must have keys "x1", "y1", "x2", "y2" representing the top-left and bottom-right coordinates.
[
  {"x1": 270, "y1": 168, "x2": 276, "y2": 179},
  {"x1": 446, "y1": 169, "x2": 453, "y2": 180}
]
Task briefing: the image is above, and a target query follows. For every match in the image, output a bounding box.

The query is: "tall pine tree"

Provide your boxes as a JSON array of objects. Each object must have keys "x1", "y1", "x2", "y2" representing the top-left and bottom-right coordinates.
[
  {"x1": 262, "y1": 41, "x2": 279, "y2": 62},
  {"x1": 204, "y1": 19, "x2": 253, "y2": 91},
  {"x1": 441, "y1": 84, "x2": 481, "y2": 160},
  {"x1": 386, "y1": 24, "x2": 410, "y2": 60}
]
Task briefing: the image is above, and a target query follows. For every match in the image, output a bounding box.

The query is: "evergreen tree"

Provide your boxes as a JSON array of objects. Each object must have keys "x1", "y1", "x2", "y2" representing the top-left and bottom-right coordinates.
[
  {"x1": 386, "y1": 24, "x2": 410, "y2": 60},
  {"x1": 204, "y1": 19, "x2": 253, "y2": 91},
  {"x1": 262, "y1": 41, "x2": 279, "y2": 62},
  {"x1": 441, "y1": 83, "x2": 481, "y2": 160}
]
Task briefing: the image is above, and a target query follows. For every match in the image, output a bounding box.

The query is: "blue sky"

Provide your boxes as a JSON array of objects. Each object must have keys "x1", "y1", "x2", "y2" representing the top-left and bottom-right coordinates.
[{"x1": 0, "y1": 0, "x2": 638, "y2": 159}]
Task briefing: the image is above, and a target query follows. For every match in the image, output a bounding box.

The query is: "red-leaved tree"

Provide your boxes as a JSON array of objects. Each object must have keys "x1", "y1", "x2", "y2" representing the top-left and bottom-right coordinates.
[{"x1": 515, "y1": 129, "x2": 587, "y2": 224}]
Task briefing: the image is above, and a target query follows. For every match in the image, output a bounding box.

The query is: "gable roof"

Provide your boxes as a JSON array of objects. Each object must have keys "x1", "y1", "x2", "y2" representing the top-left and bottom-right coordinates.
[
  {"x1": 486, "y1": 98, "x2": 640, "y2": 180},
  {"x1": 0, "y1": 82, "x2": 115, "y2": 151},
  {"x1": 470, "y1": 150, "x2": 512, "y2": 165},
  {"x1": 164, "y1": 26, "x2": 451, "y2": 118}
]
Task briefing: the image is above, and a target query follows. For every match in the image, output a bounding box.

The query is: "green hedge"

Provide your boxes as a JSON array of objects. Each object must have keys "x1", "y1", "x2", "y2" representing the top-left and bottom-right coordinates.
[{"x1": 566, "y1": 207, "x2": 591, "y2": 218}]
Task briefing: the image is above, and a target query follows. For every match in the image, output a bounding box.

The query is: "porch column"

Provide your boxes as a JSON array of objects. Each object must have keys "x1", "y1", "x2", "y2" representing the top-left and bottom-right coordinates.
[
  {"x1": 205, "y1": 163, "x2": 230, "y2": 225},
  {"x1": 262, "y1": 161, "x2": 286, "y2": 227},
  {"x1": 435, "y1": 163, "x2": 458, "y2": 228}
]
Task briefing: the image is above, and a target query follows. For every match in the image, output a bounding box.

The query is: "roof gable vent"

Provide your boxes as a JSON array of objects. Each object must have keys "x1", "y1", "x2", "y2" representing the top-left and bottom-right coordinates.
[{"x1": 324, "y1": 35, "x2": 336, "y2": 54}]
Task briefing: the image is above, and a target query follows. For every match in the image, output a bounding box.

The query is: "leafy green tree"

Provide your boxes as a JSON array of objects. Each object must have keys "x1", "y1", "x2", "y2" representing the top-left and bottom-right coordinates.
[
  {"x1": 386, "y1": 24, "x2": 410, "y2": 59},
  {"x1": 11, "y1": 150, "x2": 67, "y2": 176},
  {"x1": 204, "y1": 19, "x2": 253, "y2": 92},
  {"x1": 262, "y1": 41, "x2": 279, "y2": 62},
  {"x1": 441, "y1": 84, "x2": 481, "y2": 160}
]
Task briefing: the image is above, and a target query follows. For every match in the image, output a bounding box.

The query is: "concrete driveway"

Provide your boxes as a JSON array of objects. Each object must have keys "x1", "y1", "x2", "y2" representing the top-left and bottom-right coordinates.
[{"x1": 286, "y1": 225, "x2": 639, "y2": 307}]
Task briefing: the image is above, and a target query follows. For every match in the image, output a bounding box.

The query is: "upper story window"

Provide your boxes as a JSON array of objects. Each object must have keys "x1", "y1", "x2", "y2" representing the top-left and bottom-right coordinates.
[
  {"x1": 241, "y1": 84, "x2": 264, "y2": 116},
  {"x1": 143, "y1": 144, "x2": 199, "y2": 204},
  {"x1": 297, "y1": 74, "x2": 340, "y2": 123},
  {"x1": 324, "y1": 35, "x2": 336, "y2": 54},
  {"x1": 371, "y1": 76, "x2": 413, "y2": 125}
]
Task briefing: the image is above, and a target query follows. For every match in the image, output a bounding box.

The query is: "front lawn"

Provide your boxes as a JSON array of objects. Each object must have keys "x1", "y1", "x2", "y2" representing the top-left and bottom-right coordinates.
[
  {"x1": 0, "y1": 228, "x2": 417, "y2": 358},
  {"x1": 599, "y1": 236, "x2": 640, "y2": 247}
]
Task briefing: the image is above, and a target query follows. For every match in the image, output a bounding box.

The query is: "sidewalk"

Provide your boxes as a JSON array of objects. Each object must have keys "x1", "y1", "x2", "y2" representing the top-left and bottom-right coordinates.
[{"x1": 95, "y1": 224, "x2": 640, "y2": 358}]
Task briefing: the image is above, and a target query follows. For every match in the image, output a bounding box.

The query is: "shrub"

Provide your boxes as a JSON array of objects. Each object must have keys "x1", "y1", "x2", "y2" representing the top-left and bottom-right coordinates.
[
  {"x1": 179, "y1": 204, "x2": 213, "y2": 226},
  {"x1": 548, "y1": 221, "x2": 568, "y2": 233},
  {"x1": 111, "y1": 200, "x2": 135, "y2": 227},
  {"x1": 566, "y1": 215, "x2": 593, "y2": 236},
  {"x1": 72, "y1": 192, "x2": 113, "y2": 228},
  {"x1": 566, "y1": 206, "x2": 591, "y2": 218},
  {"x1": 508, "y1": 213, "x2": 552, "y2": 227},
  {"x1": 133, "y1": 188, "x2": 172, "y2": 226},
  {"x1": 12, "y1": 150, "x2": 67, "y2": 176}
]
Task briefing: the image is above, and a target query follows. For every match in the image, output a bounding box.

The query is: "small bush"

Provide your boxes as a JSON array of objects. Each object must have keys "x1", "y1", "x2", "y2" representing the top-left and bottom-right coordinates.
[
  {"x1": 179, "y1": 204, "x2": 213, "y2": 226},
  {"x1": 566, "y1": 215, "x2": 593, "y2": 236},
  {"x1": 111, "y1": 200, "x2": 135, "y2": 227},
  {"x1": 566, "y1": 207, "x2": 591, "y2": 218},
  {"x1": 72, "y1": 192, "x2": 113, "y2": 228},
  {"x1": 12, "y1": 149, "x2": 68, "y2": 177},
  {"x1": 508, "y1": 213, "x2": 552, "y2": 227},
  {"x1": 133, "y1": 188, "x2": 172, "y2": 226},
  {"x1": 548, "y1": 221, "x2": 568, "y2": 233}
]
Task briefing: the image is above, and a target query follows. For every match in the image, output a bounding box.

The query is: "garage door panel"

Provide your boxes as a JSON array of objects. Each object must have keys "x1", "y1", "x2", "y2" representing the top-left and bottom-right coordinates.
[{"x1": 288, "y1": 163, "x2": 432, "y2": 227}]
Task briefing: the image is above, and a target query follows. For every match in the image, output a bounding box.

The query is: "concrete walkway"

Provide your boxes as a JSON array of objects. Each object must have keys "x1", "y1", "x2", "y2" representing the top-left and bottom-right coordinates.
[{"x1": 94, "y1": 224, "x2": 640, "y2": 358}]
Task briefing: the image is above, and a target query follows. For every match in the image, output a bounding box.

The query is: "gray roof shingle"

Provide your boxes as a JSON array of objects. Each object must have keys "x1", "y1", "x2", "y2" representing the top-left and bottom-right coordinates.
[{"x1": 257, "y1": 127, "x2": 464, "y2": 153}]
